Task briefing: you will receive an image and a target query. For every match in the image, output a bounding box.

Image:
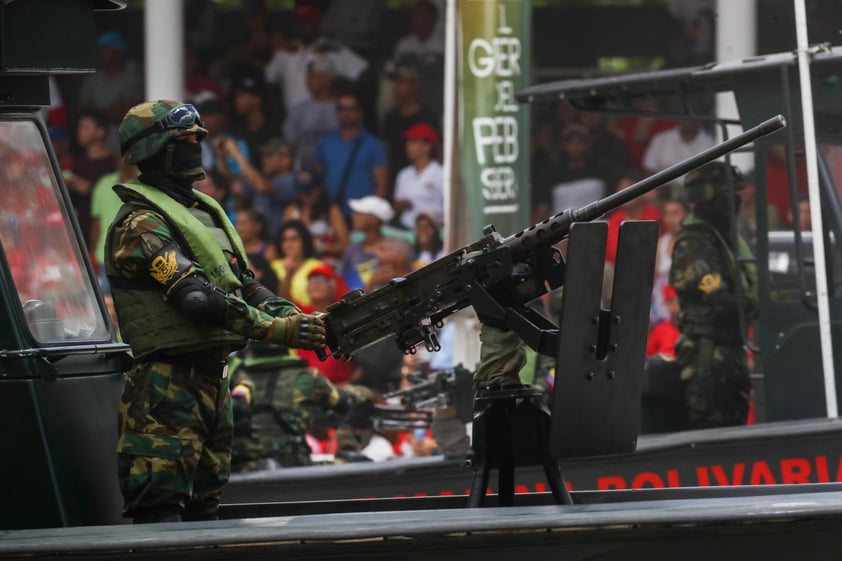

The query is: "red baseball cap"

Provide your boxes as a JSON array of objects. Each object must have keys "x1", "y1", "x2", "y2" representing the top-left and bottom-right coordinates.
[
  {"x1": 403, "y1": 123, "x2": 440, "y2": 144},
  {"x1": 307, "y1": 263, "x2": 349, "y2": 296},
  {"x1": 308, "y1": 263, "x2": 337, "y2": 281}
]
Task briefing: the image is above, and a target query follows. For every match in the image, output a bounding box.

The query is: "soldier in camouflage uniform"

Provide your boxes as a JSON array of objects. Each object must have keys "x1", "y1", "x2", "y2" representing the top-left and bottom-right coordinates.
[
  {"x1": 670, "y1": 161, "x2": 758, "y2": 429},
  {"x1": 228, "y1": 342, "x2": 371, "y2": 471},
  {"x1": 105, "y1": 100, "x2": 326, "y2": 523}
]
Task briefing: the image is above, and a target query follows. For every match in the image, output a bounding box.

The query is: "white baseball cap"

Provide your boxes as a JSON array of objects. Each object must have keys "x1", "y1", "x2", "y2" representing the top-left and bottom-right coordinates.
[{"x1": 348, "y1": 196, "x2": 395, "y2": 223}]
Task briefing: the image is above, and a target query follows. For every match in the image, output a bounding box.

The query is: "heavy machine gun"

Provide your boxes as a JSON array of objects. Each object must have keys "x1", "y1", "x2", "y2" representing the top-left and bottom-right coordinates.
[
  {"x1": 322, "y1": 115, "x2": 786, "y2": 361},
  {"x1": 372, "y1": 365, "x2": 474, "y2": 431}
]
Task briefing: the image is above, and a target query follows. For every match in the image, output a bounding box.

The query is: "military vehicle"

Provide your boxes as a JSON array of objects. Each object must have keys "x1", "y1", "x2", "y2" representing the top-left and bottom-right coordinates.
[{"x1": 5, "y1": 2, "x2": 842, "y2": 560}]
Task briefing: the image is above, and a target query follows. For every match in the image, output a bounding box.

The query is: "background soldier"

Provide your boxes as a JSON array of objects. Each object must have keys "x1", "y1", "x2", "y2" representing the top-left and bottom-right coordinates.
[
  {"x1": 229, "y1": 342, "x2": 372, "y2": 471},
  {"x1": 670, "y1": 161, "x2": 758, "y2": 429},
  {"x1": 106, "y1": 100, "x2": 326, "y2": 524}
]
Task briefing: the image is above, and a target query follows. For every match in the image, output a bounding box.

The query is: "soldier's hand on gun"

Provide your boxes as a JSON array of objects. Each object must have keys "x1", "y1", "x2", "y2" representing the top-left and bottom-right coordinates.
[{"x1": 267, "y1": 312, "x2": 326, "y2": 350}]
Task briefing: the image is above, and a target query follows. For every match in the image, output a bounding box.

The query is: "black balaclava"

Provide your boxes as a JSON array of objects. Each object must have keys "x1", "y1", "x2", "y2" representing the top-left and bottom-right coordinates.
[
  {"x1": 137, "y1": 140, "x2": 206, "y2": 205},
  {"x1": 695, "y1": 192, "x2": 741, "y2": 249}
]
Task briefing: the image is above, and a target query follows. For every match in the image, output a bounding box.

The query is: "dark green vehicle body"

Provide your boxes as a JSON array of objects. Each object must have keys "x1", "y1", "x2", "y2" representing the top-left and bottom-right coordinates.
[{"x1": 0, "y1": 0, "x2": 130, "y2": 530}]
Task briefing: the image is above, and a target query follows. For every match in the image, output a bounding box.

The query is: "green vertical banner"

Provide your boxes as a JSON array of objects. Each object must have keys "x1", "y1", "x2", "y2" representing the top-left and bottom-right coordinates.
[{"x1": 457, "y1": 0, "x2": 531, "y2": 241}]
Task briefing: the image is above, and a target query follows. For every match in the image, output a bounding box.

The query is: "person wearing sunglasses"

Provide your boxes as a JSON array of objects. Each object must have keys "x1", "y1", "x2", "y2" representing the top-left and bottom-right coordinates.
[{"x1": 105, "y1": 100, "x2": 327, "y2": 524}]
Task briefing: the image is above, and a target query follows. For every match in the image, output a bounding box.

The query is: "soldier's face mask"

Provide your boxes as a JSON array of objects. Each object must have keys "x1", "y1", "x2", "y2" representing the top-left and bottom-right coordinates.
[{"x1": 167, "y1": 139, "x2": 205, "y2": 183}]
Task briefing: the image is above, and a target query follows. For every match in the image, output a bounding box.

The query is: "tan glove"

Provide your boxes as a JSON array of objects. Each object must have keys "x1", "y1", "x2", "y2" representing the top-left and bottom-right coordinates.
[{"x1": 267, "y1": 312, "x2": 326, "y2": 350}]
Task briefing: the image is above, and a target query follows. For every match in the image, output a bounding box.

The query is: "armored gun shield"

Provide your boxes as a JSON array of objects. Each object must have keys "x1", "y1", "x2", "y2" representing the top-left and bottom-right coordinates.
[{"x1": 550, "y1": 220, "x2": 658, "y2": 459}]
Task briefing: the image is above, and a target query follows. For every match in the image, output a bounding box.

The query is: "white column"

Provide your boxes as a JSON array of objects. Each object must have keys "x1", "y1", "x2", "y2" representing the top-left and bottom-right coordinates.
[
  {"x1": 793, "y1": 0, "x2": 837, "y2": 418},
  {"x1": 144, "y1": 0, "x2": 184, "y2": 100},
  {"x1": 715, "y1": 0, "x2": 757, "y2": 172}
]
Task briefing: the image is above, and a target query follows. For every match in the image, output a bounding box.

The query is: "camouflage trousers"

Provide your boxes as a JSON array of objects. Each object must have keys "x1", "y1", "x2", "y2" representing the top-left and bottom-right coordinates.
[
  {"x1": 676, "y1": 336, "x2": 750, "y2": 429},
  {"x1": 116, "y1": 358, "x2": 233, "y2": 521},
  {"x1": 474, "y1": 324, "x2": 527, "y2": 389}
]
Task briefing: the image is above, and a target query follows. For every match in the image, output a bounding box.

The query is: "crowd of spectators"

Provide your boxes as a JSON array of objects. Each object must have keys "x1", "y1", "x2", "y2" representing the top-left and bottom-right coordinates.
[{"x1": 41, "y1": 0, "x2": 802, "y2": 461}]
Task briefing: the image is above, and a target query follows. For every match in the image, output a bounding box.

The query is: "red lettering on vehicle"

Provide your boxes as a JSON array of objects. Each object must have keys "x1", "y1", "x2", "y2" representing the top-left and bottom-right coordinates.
[
  {"x1": 697, "y1": 466, "x2": 711, "y2": 486},
  {"x1": 710, "y1": 463, "x2": 745, "y2": 485},
  {"x1": 596, "y1": 476, "x2": 627, "y2": 490},
  {"x1": 749, "y1": 460, "x2": 776, "y2": 485},
  {"x1": 780, "y1": 458, "x2": 811, "y2": 484},
  {"x1": 631, "y1": 472, "x2": 665, "y2": 488},
  {"x1": 816, "y1": 455, "x2": 830, "y2": 482}
]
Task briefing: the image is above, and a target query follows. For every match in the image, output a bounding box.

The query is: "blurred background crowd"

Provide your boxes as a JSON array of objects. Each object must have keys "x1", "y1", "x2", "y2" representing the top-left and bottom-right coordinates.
[{"x1": 39, "y1": 0, "x2": 819, "y2": 464}]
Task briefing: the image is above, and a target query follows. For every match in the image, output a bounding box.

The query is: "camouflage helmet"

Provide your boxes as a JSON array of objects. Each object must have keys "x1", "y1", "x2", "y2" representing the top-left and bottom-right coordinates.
[
  {"x1": 118, "y1": 100, "x2": 208, "y2": 164},
  {"x1": 684, "y1": 161, "x2": 744, "y2": 204}
]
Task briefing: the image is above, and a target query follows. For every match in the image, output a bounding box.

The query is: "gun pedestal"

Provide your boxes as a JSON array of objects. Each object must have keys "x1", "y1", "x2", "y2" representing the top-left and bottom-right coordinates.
[{"x1": 468, "y1": 385, "x2": 572, "y2": 507}]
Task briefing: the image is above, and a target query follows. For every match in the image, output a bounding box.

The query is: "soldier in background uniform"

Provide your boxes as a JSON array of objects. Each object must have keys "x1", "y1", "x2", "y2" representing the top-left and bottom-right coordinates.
[
  {"x1": 670, "y1": 161, "x2": 758, "y2": 429},
  {"x1": 105, "y1": 100, "x2": 326, "y2": 523},
  {"x1": 228, "y1": 342, "x2": 372, "y2": 471}
]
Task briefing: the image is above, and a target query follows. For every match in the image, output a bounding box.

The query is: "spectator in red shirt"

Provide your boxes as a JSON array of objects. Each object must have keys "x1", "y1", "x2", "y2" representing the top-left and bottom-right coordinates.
[
  {"x1": 297, "y1": 263, "x2": 354, "y2": 386},
  {"x1": 604, "y1": 170, "x2": 661, "y2": 263},
  {"x1": 647, "y1": 284, "x2": 680, "y2": 358}
]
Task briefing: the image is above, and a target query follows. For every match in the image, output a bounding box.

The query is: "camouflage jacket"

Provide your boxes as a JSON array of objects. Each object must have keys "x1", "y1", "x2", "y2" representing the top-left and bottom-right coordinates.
[
  {"x1": 670, "y1": 214, "x2": 758, "y2": 344},
  {"x1": 105, "y1": 180, "x2": 298, "y2": 359}
]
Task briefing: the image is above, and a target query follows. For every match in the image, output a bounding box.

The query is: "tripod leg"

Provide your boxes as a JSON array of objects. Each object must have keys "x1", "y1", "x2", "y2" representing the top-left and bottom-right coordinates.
[{"x1": 468, "y1": 460, "x2": 490, "y2": 507}]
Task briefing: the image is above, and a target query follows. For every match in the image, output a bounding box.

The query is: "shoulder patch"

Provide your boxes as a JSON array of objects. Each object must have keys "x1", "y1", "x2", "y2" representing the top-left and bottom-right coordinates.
[
  {"x1": 698, "y1": 273, "x2": 722, "y2": 294},
  {"x1": 150, "y1": 250, "x2": 179, "y2": 284}
]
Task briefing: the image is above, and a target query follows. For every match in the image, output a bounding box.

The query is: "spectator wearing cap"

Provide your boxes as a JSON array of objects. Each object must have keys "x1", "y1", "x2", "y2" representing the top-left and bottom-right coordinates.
[
  {"x1": 297, "y1": 264, "x2": 355, "y2": 386},
  {"x1": 339, "y1": 195, "x2": 395, "y2": 291},
  {"x1": 222, "y1": 136, "x2": 297, "y2": 239},
  {"x1": 78, "y1": 31, "x2": 142, "y2": 150},
  {"x1": 229, "y1": 71, "x2": 280, "y2": 169},
  {"x1": 315, "y1": 90, "x2": 389, "y2": 218},
  {"x1": 382, "y1": 57, "x2": 440, "y2": 187},
  {"x1": 393, "y1": 123, "x2": 443, "y2": 231},
  {"x1": 264, "y1": 3, "x2": 369, "y2": 114},
  {"x1": 392, "y1": 1, "x2": 445, "y2": 121},
  {"x1": 282, "y1": 55, "x2": 340, "y2": 170},
  {"x1": 283, "y1": 167, "x2": 350, "y2": 262}
]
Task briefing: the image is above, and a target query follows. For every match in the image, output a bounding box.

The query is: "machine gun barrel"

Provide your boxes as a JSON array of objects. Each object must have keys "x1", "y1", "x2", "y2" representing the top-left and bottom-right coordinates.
[
  {"x1": 322, "y1": 114, "x2": 785, "y2": 360},
  {"x1": 501, "y1": 114, "x2": 786, "y2": 256}
]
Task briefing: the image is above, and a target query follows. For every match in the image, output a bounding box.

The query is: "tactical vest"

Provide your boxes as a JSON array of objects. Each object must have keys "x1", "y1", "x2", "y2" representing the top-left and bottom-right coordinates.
[
  {"x1": 675, "y1": 214, "x2": 758, "y2": 344},
  {"x1": 235, "y1": 355, "x2": 315, "y2": 468},
  {"x1": 107, "y1": 182, "x2": 250, "y2": 359}
]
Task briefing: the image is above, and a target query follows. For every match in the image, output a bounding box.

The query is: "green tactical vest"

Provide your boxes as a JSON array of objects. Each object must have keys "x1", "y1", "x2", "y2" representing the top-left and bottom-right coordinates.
[
  {"x1": 108, "y1": 182, "x2": 250, "y2": 359},
  {"x1": 675, "y1": 214, "x2": 758, "y2": 343},
  {"x1": 232, "y1": 354, "x2": 314, "y2": 468}
]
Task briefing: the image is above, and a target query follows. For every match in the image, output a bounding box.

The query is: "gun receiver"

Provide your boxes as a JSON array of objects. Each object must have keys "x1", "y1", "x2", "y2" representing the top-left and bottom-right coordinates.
[{"x1": 323, "y1": 115, "x2": 785, "y2": 360}]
